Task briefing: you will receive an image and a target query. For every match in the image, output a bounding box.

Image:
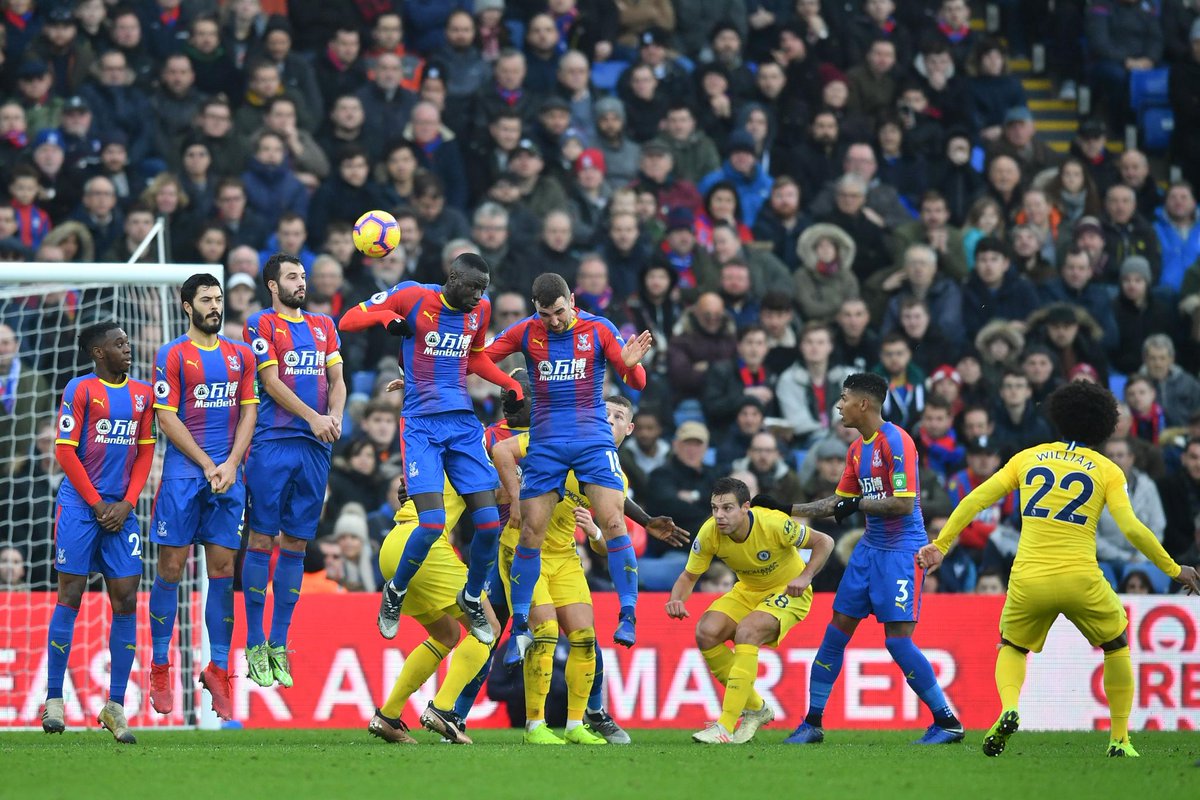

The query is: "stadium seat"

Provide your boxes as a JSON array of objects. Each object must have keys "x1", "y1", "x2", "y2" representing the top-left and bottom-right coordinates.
[
  {"x1": 591, "y1": 60, "x2": 628, "y2": 93},
  {"x1": 1108, "y1": 373, "x2": 1127, "y2": 400},
  {"x1": 1139, "y1": 106, "x2": 1173, "y2": 153},
  {"x1": 1120, "y1": 563, "x2": 1172, "y2": 594},
  {"x1": 1128, "y1": 68, "x2": 1169, "y2": 112}
]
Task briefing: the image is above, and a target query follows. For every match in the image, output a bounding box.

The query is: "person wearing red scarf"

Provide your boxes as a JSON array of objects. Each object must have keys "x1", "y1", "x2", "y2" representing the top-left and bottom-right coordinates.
[{"x1": 1125, "y1": 375, "x2": 1167, "y2": 444}]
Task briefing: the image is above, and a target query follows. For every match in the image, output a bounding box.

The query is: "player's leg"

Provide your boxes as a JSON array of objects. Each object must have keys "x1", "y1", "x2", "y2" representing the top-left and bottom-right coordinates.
[
  {"x1": 453, "y1": 555, "x2": 509, "y2": 720},
  {"x1": 371, "y1": 614, "x2": 460, "y2": 744},
  {"x1": 100, "y1": 572, "x2": 140, "y2": 744},
  {"x1": 715, "y1": 612, "x2": 779, "y2": 733},
  {"x1": 984, "y1": 637, "x2": 1029, "y2": 757},
  {"x1": 521, "y1": 601, "x2": 563, "y2": 743},
  {"x1": 197, "y1": 540, "x2": 238, "y2": 721},
  {"x1": 582, "y1": 481, "x2": 639, "y2": 646},
  {"x1": 692, "y1": 608, "x2": 741, "y2": 743},
  {"x1": 242, "y1": 440, "x2": 294, "y2": 685},
  {"x1": 558, "y1": 600, "x2": 606, "y2": 745},
  {"x1": 459, "y1": 490, "x2": 503, "y2": 644},
  {"x1": 387, "y1": 417, "x2": 449, "y2": 599},
  {"x1": 149, "y1": 543, "x2": 189, "y2": 714},
  {"x1": 43, "y1": 566, "x2": 86, "y2": 734},
  {"x1": 1100, "y1": 634, "x2": 1137, "y2": 756},
  {"x1": 422, "y1": 598, "x2": 501, "y2": 744},
  {"x1": 507, "y1": 490, "x2": 556, "y2": 664},
  {"x1": 983, "y1": 576, "x2": 1055, "y2": 756}
]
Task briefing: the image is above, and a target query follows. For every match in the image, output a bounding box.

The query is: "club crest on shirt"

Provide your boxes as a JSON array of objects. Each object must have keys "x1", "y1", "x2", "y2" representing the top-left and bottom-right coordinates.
[
  {"x1": 757, "y1": 550, "x2": 771, "y2": 561},
  {"x1": 314, "y1": 327, "x2": 327, "y2": 342},
  {"x1": 577, "y1": 332, "x2": 591, "y2": 351},
  {"x1": 227, "y1": 354, "x2": 240, "y2": 371},
  {"x1": 134, "y1": 394, "x2": 145, "y2": 412},
  {"x1": 872, "y1": 449, "x2": 882, "y2": 468},
  {"x1": 467, "y1": 311, "x2": 479, "y2": 331}
]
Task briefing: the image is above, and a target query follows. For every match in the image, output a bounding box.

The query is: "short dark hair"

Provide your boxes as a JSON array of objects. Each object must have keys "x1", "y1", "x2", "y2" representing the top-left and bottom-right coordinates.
[
  {"x1": 451, "y1": 252, "x2": 490, "y2": 276},
  {"x1": 737, "y1": 323, "x2": 766, "y2": 342},
  {"x1": 842, "y1": 372, "x2": 888, "y2": 406},
  {"x1": 605, "y1": 394, "x2": 634, "y2": 413},
  {"x1": 711, "y1": 476, "x2": 751, "y2": 506},
  {"x1": 362, "y1": 398, "x2": 397, "y2": 420},
  {"x1": 760, "y1": 290, "x2": 793, "y2": 313},
  {"x1": 532, "y1": 272, "x2": 570, "y2": 308},
  {"x1": 1046, "y1": 380, "x2": 1119, "y2": 448},
  {"x1": 78, "y1": 320, "x2": 122, "y2": 359},
  {"x1": 924, "y1": 394, "x2": 952, "y2": 413},
  {"x1": 264, "y1": 95, "x2": 296, "y2": 116},
  {"x1": 336, "y1": 144, "x2": 368, "y2": 165},
  {"x1": 974, "y1": 236, "x2": 1009, "y2": 260},
  {"x1": 880, "y1": 331, "x2": 910, "y2": 349},
  {"x1": 181, "y1": 272, "x2": 222, "y2": 307},
  {"x1": 262, "y1": 252, "x2": 303, "y2": 291},
  {"x1": 413, "y1": 170, "x2": 445, "y2": 199},
  {"x1": 277, "y1": 211, "x2": 305, "y2": 230}
]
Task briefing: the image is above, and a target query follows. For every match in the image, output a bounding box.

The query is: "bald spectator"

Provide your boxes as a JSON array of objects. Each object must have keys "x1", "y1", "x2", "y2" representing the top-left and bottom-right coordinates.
[
  {"x1": 668, "y1": 292, "x2": 738, "y2": 403},
  {"x1": 809, "y1": 142, "x2": 912, "y2": 230},
  {"x1": 1117, "y1": 149, "x2": 1163, "y2": 222},
  {"x1": 1102, "y1": 183, "x2": 1162, "y2": 283},
  {"x1": 472, "y1": 49, "x2": 541, "y2": 138},
  {"x1": 355, "y1": 53, "x2": 417, "y2": 137}
]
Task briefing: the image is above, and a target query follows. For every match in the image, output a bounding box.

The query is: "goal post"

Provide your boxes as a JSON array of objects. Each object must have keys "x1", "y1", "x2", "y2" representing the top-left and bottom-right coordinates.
[{"x1": 0, "y1": 261, "x2": 224, "y2": 731}]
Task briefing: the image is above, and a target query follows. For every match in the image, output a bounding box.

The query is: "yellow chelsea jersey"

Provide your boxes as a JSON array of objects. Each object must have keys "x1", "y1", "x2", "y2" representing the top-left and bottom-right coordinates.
[
  {"x1": 499, "y1": 432, "x2": 629, "y2": 554},
  {"x1": 686, "y1": 507, "x2": 810, "y2": 591}
]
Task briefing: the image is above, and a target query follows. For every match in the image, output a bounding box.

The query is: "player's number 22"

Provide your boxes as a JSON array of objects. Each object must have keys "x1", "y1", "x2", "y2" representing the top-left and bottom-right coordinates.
[{"x1": 1021, "y1": 467, "x2": 1094, "y2": 526}]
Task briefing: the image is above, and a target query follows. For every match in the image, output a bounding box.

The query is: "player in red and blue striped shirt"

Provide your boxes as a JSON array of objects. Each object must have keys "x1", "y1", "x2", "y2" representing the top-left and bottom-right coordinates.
[
  {"x1": 756, "y1": 373, "x2": 964, "y2": 746},
  {"x1": 42, "y1": 322, "x2": 155, "y2": 743},
  {"x1": 485, "y1": 272, "x2": 653, "y2": 662},
  {"x1": 147, "y1": 274, "x2": 257, "y2": 722},
  {"x1": 241, "y1": 254, "x2": 346, "y2": 689},
  {"x1": 338, "y1": 254, "x2": 524, "y2": 646}
]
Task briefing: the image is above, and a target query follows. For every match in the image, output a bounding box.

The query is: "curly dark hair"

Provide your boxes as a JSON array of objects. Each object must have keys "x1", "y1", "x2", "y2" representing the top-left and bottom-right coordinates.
[{"x1": 1045, "y1": 380, "x2": 1119, "y2": 448}]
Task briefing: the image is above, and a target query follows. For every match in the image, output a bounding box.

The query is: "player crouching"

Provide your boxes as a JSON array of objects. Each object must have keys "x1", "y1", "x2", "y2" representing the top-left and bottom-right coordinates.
[
  {"x1": 667, "y1": 478, "x2": 834, "y2": 744},
  {"x1": 369, "y1": 477, "x2": 500, "y2": 744}
]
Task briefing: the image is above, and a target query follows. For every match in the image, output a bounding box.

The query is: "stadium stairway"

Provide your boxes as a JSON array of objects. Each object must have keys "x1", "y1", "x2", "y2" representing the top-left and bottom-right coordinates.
[{"x1": 1009, "y1": 56, "x2": 1082, "y2": 155}]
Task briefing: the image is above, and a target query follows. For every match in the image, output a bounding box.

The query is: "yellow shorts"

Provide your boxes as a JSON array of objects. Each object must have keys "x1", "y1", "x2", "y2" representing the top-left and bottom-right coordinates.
[
  {"x1": 378, "y1": 522, "x2": 467, "y2": 626},
  {"x1": 1000, "y1": 570, "x2": 1128, "y2": 653},
  {"x1": 498, "y1": 544, "x2": 592, "y2": 612},
  {"x1": 705, "y1": 582, "x2": 813, "y2": 648}
]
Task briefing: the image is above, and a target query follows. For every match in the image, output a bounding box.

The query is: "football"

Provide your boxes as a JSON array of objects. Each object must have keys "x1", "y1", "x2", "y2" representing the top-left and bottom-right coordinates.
[{"x1": 352, "y1": 210, "x2": 401, "y2": 258}]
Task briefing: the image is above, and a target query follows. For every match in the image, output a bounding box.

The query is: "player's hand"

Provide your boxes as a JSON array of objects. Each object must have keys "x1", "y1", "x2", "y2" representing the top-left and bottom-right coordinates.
[
  {"x1": 665, "y1": 599, "x2": 689, "y2": 619},
  {"x1": 386, "y1": 316, "x2": 414, "y2": 337},
  {"x1": 395, "y1": 479, "x2": 409, "y2": 507},
  {"x1": 1173, "y1": 565, "x2": 1200, "y2": 595},
  {"x1": 98, "y1": 500, "x2": 134, "y2": 531},
  {"x1": 751, "y1": 494, "x2": 792, "y2": 515},
  {"x1": 621, "y1": 330, "x2": 653, "y2": 368},
  {"x1": 917, "y1": 543, "x2": 944, "y2": 573},
  {"x1": 786, "y1": 575, "x2": 812, "y2": 597},
  {"x1": 508, "y1": 504, "x2": 522, "y2": 532},
  {"x1": 645, "y1": 516, "x2": 691, "y2": 547},
  {"x1": 833, "y1": 496, "x2": 860, "y2": 523},
  {"x1": 309, "y1": 414, "x2": 339, "y2": 443},
  {"x1": 573, "y1": 506, "x2": 601, "y2": 540},
  {"x1": 385, "y1": 379, "x2": 404, "y2": 393},
  {"x1": 210, "y1": 461, "x2": 238, "y2": 494},
  {"x1": 90, "y1": 500, "x2": 112, "y2": 524},
  {"x1": 502, "y1": 387, "x2": 525, "y2": 416}
]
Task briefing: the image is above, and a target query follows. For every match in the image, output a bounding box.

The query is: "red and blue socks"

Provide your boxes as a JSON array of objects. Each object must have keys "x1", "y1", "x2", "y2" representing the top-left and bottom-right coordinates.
[
  {"x1": 806, "y1": 624, "x2": 851, "y2": 727},
  {"x1": 149, "y1": 576, "x2": 178, "y2": 665},
  {"x1": 465, "y1": 506, "x2": 502, "y2": 598},
  {"x1": 45, "y1": 603, "x2": 78, "y2": 700},
  {"x1": 108, "y1": 612, "x2": 137, "y2": 705},
  {"x1": 268, "y1": 549, "x2": 305, "y2": 648},
  {"x1": 241, "y1": 547, "x2": 272, "y2": 648},
  {"x1": 206, "y1": 576, "x2": 235, "y2": 670},
  {"x1": 391, "y1": 508, "x2": 446, "y2": 592},
  {"x1": 885, "y1": 636, "x2": 958, "y2": 727},
  {"x1": 606, "y1": 534, "x2": 638, "y2": 614}
]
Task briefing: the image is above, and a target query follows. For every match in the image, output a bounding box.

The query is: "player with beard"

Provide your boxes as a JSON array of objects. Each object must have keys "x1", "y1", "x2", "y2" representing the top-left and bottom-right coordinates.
[{"x1": 147, "y1": 274, "x2": 258, "y2": 720}]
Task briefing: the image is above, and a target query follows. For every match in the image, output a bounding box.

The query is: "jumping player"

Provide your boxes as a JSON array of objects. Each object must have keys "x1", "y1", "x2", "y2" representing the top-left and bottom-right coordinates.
[
  {"x1": 41, "y1": 322, "x2": 155, "y2": 743},
  {"x1": 148, "y1": 273, "x2": 257, "y2": 720},
  {"x1": 242, "y1": 253, "x2": 345, "y2": 688}
]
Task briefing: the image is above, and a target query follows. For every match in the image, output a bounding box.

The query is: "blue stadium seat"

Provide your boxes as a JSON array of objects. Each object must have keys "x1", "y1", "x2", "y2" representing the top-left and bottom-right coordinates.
[
  {"x1": 1139, "y1": 106, "x2": 1174, "y2": 153},
  {"x1": 1108, "y1": 373, "x2": 1127, "y2": 400},
  {"x1": 1128, "y1": 67, "x2": 1169, "y2": 111},
  {"x1": 591, "y1": 60, "x2": 628, "y2": 93}
]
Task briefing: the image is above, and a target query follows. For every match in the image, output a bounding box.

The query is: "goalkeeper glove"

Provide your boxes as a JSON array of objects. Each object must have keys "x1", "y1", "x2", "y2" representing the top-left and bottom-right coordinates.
[
  {"x1": 750, "y1": 494, "x2": 792, "y2": 515},
  {"x1": 833, "y1": 496, "x2": 861, "y2": 523},
  {"x1": 502, "y1": 388, "x2": 525, "y2": 416},
  {"x1": 386, "y1": 316, "x2": 414, "y2": 337}
]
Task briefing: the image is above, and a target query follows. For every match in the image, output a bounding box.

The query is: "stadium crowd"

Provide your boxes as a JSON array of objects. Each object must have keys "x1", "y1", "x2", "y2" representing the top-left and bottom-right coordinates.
[{"x1": 2, "y1": 0, "x2": 1200, "y2": 599}]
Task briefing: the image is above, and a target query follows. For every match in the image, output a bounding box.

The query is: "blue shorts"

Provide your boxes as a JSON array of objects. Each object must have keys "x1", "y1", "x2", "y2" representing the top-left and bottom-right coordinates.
[
  {"x1": 400, "y1": 411, "x2": 497, "y2": 497},
  {"x1": 520, "y1": 438, "x2": 624, "y2": 500},
  {"x1": 150, "y1": 476, "x2": 245, "y2": 551},
  {"x1": 54, "y1": 503, "x2": 142, "y2": 579},
  {"x1": 832, "y1": 542, "x2": 924, "y2": 623},
  {"x1": 246, "y1": 437, "x2": 331, "y2": 540}
]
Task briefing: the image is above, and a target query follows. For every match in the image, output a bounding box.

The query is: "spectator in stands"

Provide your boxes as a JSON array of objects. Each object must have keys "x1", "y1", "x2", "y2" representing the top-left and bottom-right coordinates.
[
  {"x1": 930, "y1": 129, "x2": 987, "y2": 226},
  {"x1": 1014, "y1": 189, "x2": 1061, "y2": 266},
  {"x1": 313, "y1": 26, "x2": 367, "y2": 112},
  {"x1": 926, "y1": 0, "x2": 978, "y2": 68},
  {"x1": 435, "y1": 10, "x2": 487, "y2": 124},
  {"x1": 992, "y1": 368, "x2": 1054, "y2": 451},
  {"x1": 641, "y1": 420, "x2": 716, "y2": 589},
  {"x1": 211, "y1": 177, "x2": 268, "y2": 250},
  {"x1": 70, "y1": 174, "x2": 122, "y2": 256},
  {"x1": 777, "y1": 322, "x2": 853, "y2": 446},
  {"x1": 967, "y1": 37, "x2": 1028, "y2": 141},
  {"x1": 1124, "y1": 374, "x2": 1167, "y2": 445},
  {"x1": 0, "y1": 546, "x2": 28, "y2": 591},
  {"x1": 988, "y1": 106, "x2": 1060, "y2": 177},
  {"x1": 621, "y1": 259, "x2": 682, "y2": 381},
  {"x1": 1045, "y1": 157, "x2": 1103, "y2": 230},
  {"x1": 103, "y1": 201, "x2": 155, "y2": 263},
  {"x1": 1027, "y1": 301, "x2": 1112, "y2": 386},
  {"x1": 191, "y1": 224, "x2": 228, "y2": 267},
  {"x1": 597, "y1": 210, "x2": 650, "y2": 300},
  {"x1": 832, "y1": 297, "x2": 879, "y2": 374},
  {"x1": 183, "y1": 97, "x2": 244, "y2": 179},
  {"x1": 1102, "y1": 183, "x2": 1162, "y2": 283},
  {"x1": 553, "y1": 50, "x2": 597, "y2": 139},
  {"x1": 846, "y1": 37, "x2": 898, "y2": 122},
  {"x1": 1068, "y1": 118, "x2": 1119, "y2": 196},
  {"x1": 1159, "y1": 437, "x2": 1200, "y2": 559},
  {"x1": 629, "y1": 141, "x2": 701, "y2": 222},
  {"x1": 1169, "y1": 20, "x2": 1200, "y2": 189},
  {"x1": 894, "y1": 297, "x2": 961, "y2": 378},
  {"x1": 507, "y1": 138, "x2": 569, "y2": 221},
  {"x1": 752, "y1": 176, "x2": 809, "y2": 273},
  {"x1": 847, "y1": 0, "x2": 914, "y2": 66},
  {"x1": 1112, "y1": 254, "x2": 1175, "y2": 375},
  {"x1": 403, "y1": 101, "x2": 468, "y2": 212},
  {"x1": 1139, "y1": 334, "x2": 1200, "y2": 427},
  {"x1": 713, "y1": 397, "x2": 767, "y2": 468},
  {"x1": 177, "y1": 138, "x2": 215, "y2": 221},
  {"x1": 29, "y1": 130, "x2": 82, "y2": 224},
  {"x1": 619, "y1": 406, "x2": 669, "y2": 501},
  {"x1": 1084, "y1": 0, "x2": 1163, "y2": 133},
  {"x1": 702, "y1": 324, "x2": 778, "y2": 428},
  {"x1": 15, "y1": 59, "x2": 60, "y2": 138},
  {"x1": 618, "y1": 57, "x2": 673, "y2": 147},
  {"x1": 667, "y1": 291, "x2": 737, "y2": 404},
  {"x1": 1117, "y1": 149, "x2": 1162, "y2": 223},
  {"x1": 891, "y1": 191, "x2": 968, "y2": 283},
  {"x1": 594, "y1": 97, "x2": 641, "y2": 189},
  {"x1": 1020, "y1": 344, "x2": 1061, "y2": 405},
  {"x1": 793, "y1": 222, "x2": 859, "y2": 324},
  {"x1": 79, "y1": 48, "x2": 155, "y2": 169},
  {"x1": 34, "y1": 6, "x2": 96, "y2": 96},
  {"x1": 471, "y1": 48, "x2": 539, "y2": 139},
  {"x1": 259, "y1": 96, "x2": 330, "y2": 190},
  {"x1": 412, "y1": 172, "x2": 470, "y2": 252},
  {"x1": 984, "y1": 153, "x2": 1025, "y2": 223},
  {"x1": 0, "y1": 321, "x2": 51, "y2": 464},
  {"x1": 575, "y1": 254, "x2": 625, "y2": 323},
  {"x1": 811, "y1": 142, "x2": 911, "y2": 231},
  {"x1": 355, "y1": 52, "x2": 416, "y2": 139},
  {"x1": 962, "y1": 236, "x2": 1041, "y2": 339},
  {"x1": 711, "y1": 222, "x2": 790, "y2": 299},
  {"x1": 734, "y1": 431, "x2": 803, "y2": 498},
  {"x1": 697, "y1": 130, "x2": 772, "y2": 227},
  {"x1": 242, "y1": 130, "x2": 308, "y2": 229},
  {"x1": 1155, "y1": 182, "x2": 1200, "y2": 294},
  {"x1": 915, "y1": 395, "x2": 965, "y2": 483},
  {"x1": 1039, "y1": 247, "x2": 1119, "y2": 351},
  {"x1": 715, "y1": 261, "x2": 758, "y2": 328},
  {"x1": 873, "y1": 333, "x2": 925, "y2": 429},
  {"x1": 657, "y1": 103, "x2": 721, "y2": 185}
]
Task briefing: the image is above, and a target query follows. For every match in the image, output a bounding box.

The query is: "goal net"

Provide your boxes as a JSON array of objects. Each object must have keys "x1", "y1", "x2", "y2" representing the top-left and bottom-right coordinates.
[{"x1": 0, "y1": 262, "x2": 222, "y2": 731}]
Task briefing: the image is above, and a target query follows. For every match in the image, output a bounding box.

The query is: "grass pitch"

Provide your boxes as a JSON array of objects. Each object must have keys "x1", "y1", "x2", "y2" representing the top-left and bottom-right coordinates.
[{"x1": 4, "y1": 728, "x2": 1196, "y2": 800}]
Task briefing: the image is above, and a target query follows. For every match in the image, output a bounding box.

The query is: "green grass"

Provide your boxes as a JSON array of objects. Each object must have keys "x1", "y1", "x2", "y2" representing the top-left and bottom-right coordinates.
[{"x1": 3, "y1": 729, "x2": 1196, "y2": 800}]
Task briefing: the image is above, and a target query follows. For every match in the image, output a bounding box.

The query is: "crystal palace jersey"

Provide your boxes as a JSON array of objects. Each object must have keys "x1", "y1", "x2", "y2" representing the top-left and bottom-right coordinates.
[
  {"x1": 54, "y1": 373, "x2": 156, "y2": 507},
  {"x1": 358, "y1": 282, "x2": 490, "y2": 417},
  {"x1": 486, "y1": 311, "x2": 629, "y2": 443},
  {"x1": 244, "y1": 308, "x2": 342, "y2": 446},
  {"x1": 153, "y1": 335, "x2": 258, "y2": 479},
  {"x1": 836, "y1": 421, "x2": 926, "y2": 551}
]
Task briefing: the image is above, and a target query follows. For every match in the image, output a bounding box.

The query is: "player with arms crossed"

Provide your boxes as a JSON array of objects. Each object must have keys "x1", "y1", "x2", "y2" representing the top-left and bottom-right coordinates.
[
  {"x1": 918, "y1": 381, "x2": 1200, "y2": 758},
  {"x1": 339, "y1": 253, "x2": 523, "y2": 644},
  {"x1": 489, "y1": 394, "x2": 685, "y2": 744},
  {"x1": 486, "y1": 272, "x2": 653, "y2": 659},
  {"x1": 756, "y1": 372, "x2": 965, "y2": 745},
  {"x1": 242, "y1": 254, "x2": 346, "y2": 688},
  {"x1": 41, "y1": 322, "x2": 155, "y2": 743},
  {"x1": 148, "y1": 273, "x2": 257, "y2": 720},
  {"x1": 668, "y1": 477, "x2": 834, "y2": 744}
]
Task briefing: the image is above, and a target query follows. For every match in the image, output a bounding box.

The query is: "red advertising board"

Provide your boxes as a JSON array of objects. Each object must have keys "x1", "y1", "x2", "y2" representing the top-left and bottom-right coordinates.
[{"x1": 2, "y1": 592, "x2": 1197, "y2": 730}]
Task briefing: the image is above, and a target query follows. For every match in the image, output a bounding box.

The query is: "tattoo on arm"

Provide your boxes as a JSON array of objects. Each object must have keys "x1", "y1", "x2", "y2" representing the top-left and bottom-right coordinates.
[
  {"x1": 859, "y1": 495, "x2": 914, "y2": 517},
  {"x1": 790, "y1": 496, "x2": 840, "y2": 519}
]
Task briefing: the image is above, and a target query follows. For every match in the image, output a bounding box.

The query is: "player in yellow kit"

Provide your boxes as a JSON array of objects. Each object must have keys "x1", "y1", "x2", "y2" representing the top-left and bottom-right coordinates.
[
  {"x1": 919, "y1": 381, "x2": 1200, "y2": 758},
  {"x1": 369, "y1": 474, "x2": 500, "y2": 745},
  {"x1": 490, "y1": 394, "x2": 690, "y2": 745},
  {"x1": 667, "y1": 476, "x2": 835, "y2": 744}
]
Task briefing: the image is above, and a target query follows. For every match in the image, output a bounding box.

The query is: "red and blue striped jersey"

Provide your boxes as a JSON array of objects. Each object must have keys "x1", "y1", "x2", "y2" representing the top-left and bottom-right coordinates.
[
  {"x1": 484, "y1": 420, "x2": 528, "y2": 528},
  {"x1": 358, "y1": 282, "x2": 490, "y2": 417},
  {"x1": 244, "y1": 308, "x2": 342, "y2": 445},
  {"x1": 836, "y1": 421, "x2": 926, "y2": 550},
  {"x1": 54, "y1": 373, "x2": 156, "y2": 507},
  {"x1": 153, "y1": 335, "x2": 258, "y2": 479},
  {"x1": 487, "y1": 311, "x2": 628, "y2": 443}
]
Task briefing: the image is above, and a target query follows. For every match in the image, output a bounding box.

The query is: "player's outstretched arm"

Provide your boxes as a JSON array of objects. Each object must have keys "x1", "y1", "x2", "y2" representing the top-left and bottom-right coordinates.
[
  {"x1": 922, "y1": 469, "x2": 1019, "y2": 569},
  {"x1": 788, "y1": 528, "x2": 835, "y2": 596},
  {"x1": 791, "y1": 495, "x2": 840, "y2": 519},
  {"x1": 625, "y1": 496, "x2": 691, "y2": 547},
  {"x1": 665, "y1": 569, "x2": 700, "y2": 619},
  {"x1": 467, "y1": 349, "x2": 523, "y2": 397},
  {"x1": 336, "y1": 302, "x2": 405, "y2": 332},
  {"x1": 491, "y1": 436, "x2": 524, "y2": 529},
  {"x1": 1110, "y1": 504, "x2": 1187, "y2": 581},
  {"x1": 258, "y1": 364, "x2": 338, "y2": 443}
]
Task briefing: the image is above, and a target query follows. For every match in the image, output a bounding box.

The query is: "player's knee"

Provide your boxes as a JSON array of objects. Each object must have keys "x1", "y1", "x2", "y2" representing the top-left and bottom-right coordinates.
[
  {"x1": 734, "y1": 620, "x2": 776, "y2": 647},
  {"x1": 695, "y1": 621, "x2": 725, "y2": 650},
  {"x1": 247, "y1": 531, "x2": 275, "y2": 551},
  {"x1": 57, "y1": 580, "x2": 84, "y2": 609},
  {"x1": 533, "y1": 618, "x2": 559, "y2": 647},
  {"x1": 599, "y1": 515, "x2": 627, "y2": 541},
  {"x1": 279, "y1": 533, "x2": 306, "y2": 553},
  {"x1": 567, "y1": 627, "x2": 596, "y2": 653},
  {"x1": 435, "y1": 624, "x2": 461, "y2": 650},
  {"x1": 110, "y1": 591, "x2": 137, "y2": 615},
  {"x1": 157, "y1": 554, "x2": 185, "y2": 584}
]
